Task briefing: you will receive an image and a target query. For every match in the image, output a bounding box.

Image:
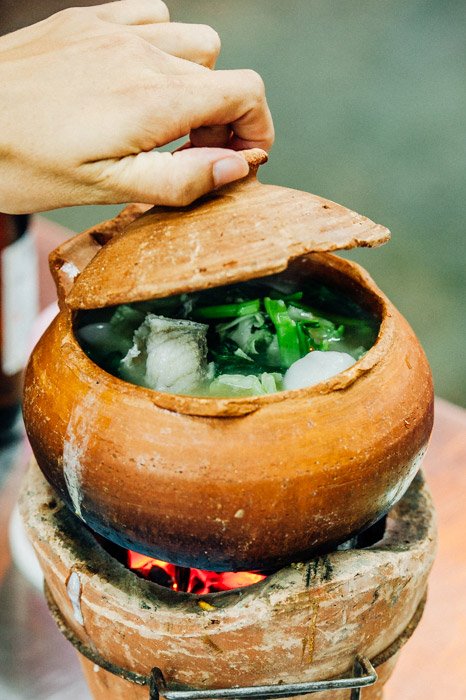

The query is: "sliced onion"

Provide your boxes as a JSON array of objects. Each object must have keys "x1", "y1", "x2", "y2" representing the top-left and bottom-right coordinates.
[{"x1": 283, "y1": 351, "x2": 355, "y2": 391}]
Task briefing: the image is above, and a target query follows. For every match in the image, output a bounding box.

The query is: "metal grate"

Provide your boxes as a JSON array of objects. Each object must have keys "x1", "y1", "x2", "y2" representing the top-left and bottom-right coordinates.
[{"x1": 150, "y1": 656, "x2": 377, "y2": 699}]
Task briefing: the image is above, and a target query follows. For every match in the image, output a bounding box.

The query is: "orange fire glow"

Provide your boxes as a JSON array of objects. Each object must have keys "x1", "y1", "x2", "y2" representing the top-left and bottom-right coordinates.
[{"x1": 127, "y1": 550, "x2": 266, "y2": 594}]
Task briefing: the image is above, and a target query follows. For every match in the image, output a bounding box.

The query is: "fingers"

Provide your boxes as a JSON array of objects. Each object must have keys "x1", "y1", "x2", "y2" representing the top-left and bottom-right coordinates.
[
  {"x1": 190, "y1": 126, "x2": 232, "y2": 148},
  {"x1": 96, "y1": 1, "x2": 221, "y2": 69},
  {"x1": 92, "y1": 148, "x2": 250, "y2": 206},
  {"x1": 93, "y1": 0, "x2": 170, "y2": 25},
  {"x1": 185, "y1": 70, "x2": 275, "y2": 150},
  {"x1": 129, "y1": 22, "x2": 221, "y2": 68},
  {"x1": 147, "y1": 69, "x2": 274, "y2": 151}
]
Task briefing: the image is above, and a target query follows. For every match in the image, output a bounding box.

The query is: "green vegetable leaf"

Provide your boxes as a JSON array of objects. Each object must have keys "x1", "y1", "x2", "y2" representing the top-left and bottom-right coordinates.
[
  {"x1": 194, "y1": 299, "x2": 260, "y2": 319},
  {"x1": 264, "y1": 297, "x2": 301, "y2": 368}
]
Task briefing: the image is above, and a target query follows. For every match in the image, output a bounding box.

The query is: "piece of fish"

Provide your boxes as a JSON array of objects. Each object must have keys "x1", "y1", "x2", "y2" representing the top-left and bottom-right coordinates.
[{"x1": 120, "y1": 314, "x2": 208, "y2": 394}]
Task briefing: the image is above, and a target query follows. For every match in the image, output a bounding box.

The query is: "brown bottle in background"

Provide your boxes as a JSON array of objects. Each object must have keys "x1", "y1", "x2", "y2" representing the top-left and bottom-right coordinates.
[{"x1": 0, "y1": 213, "x2": 38, "y2": 439}]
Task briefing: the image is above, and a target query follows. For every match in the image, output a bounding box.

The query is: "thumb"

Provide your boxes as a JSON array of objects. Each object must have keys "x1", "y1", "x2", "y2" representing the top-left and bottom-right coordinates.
[{"x1": 97, "y1": 148, "x2": 250, "y2": 207}]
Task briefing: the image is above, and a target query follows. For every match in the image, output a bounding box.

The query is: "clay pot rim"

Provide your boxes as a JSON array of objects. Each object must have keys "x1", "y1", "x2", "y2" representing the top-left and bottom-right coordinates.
[{"x1": 69, "y1": 251, "x2": 393, "y2": 417}]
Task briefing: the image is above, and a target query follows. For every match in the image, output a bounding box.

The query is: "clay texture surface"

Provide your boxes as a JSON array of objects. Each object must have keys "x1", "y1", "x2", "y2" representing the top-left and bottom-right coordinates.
[{"x1": 20, "y1": 464, "x2": 436, "y2": 696}]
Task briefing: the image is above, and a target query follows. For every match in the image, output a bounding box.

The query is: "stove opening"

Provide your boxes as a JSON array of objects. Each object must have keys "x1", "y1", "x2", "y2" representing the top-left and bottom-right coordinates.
[
  {"x1": 94, "y1": 535, "x2": 268, "y2": 594},
  {"x1": 127, "y1": 550, "x2": 267, "y2": 594},
  {"x1": 94, "y1": 515, "x2": 387, "y2": 594}
]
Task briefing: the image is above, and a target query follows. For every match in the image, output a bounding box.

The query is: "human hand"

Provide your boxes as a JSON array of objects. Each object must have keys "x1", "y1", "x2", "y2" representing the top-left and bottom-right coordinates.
[{"x1": 0, "y1": 0, "x2": 274, "y2": 213}]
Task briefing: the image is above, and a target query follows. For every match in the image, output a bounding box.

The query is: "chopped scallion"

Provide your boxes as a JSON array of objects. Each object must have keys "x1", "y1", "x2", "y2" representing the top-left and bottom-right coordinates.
[
  {"x1": 264, "y1": 297, "x2": 301, "y2": 368},
  {"x1": 194, "y1": 299, "x2": 260, "y2": 319}
]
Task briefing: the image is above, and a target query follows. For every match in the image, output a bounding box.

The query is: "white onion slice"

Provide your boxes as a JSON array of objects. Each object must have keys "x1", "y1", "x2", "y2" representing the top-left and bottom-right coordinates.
[{"x1": 283, "y1": 351, "x2": 356, "y2": 391}]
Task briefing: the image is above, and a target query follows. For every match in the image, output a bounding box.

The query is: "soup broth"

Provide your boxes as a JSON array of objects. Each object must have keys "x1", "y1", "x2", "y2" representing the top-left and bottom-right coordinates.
[{"x1": 76, "y1": 274, "x2": 379, "y2": 398}]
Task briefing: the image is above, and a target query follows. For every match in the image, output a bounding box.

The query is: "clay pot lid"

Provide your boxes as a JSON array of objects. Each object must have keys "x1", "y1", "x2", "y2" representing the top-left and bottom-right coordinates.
[{"x1": 64, "y1": 149, "x2": 390, "y2": 310}]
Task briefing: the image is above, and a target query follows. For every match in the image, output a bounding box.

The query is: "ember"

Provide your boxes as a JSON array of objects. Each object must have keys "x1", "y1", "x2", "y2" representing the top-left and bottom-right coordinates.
[{"x1": 127, "y1": 550, "x2": 266, "y2": 594}]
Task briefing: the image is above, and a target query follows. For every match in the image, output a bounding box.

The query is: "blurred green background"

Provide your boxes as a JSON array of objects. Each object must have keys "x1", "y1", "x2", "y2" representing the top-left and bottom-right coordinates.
[{"x1": 43, "y1": 0, "x2": 466, "y2": 405}]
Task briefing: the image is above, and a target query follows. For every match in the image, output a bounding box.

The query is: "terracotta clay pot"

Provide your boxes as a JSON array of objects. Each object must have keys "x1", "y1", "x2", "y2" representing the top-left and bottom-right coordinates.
[
  {"x1": 23, "y1": 150, "x2": 434, "y2": 570},
  {"x1": 20, "y1": 463, "x2": 437, "y2": 699}
]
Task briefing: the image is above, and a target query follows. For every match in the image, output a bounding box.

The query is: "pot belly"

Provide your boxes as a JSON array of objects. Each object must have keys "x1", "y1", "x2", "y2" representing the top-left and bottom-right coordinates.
[{"x1": 23, "y1": 259, "x2": 434, "y2": 571}]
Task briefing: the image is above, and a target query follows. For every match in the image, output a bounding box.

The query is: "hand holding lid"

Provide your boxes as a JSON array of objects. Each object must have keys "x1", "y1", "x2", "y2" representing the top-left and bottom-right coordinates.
[{"x1": 50, "y1": 149, "x2": 390, "y2": 310}]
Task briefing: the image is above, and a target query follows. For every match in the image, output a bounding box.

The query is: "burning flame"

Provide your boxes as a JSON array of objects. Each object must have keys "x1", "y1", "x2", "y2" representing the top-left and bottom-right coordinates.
[{"x1": 127, "y1": 550, "x2": 266, "y2": 594}]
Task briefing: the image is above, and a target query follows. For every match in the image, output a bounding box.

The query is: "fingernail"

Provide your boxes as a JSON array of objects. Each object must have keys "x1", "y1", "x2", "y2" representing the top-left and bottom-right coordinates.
[{"x1": 213, "y1": 155, "x2": 249, "y2": 187}]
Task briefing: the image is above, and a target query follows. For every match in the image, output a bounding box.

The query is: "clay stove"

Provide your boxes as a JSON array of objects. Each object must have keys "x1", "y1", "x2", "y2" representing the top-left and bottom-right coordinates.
[
  {"x1": 20, "y1": 150, "x2": 436, "y2": 698},
  {"x1": 20, "y1": 462, "x2": 436, "y2": 700}
]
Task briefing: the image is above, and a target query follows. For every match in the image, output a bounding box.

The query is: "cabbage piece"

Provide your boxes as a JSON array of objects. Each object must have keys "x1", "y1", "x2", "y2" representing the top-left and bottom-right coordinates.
[
  {"x1": 209, "y1": 372, "x2": 283, "y2": 397},
  {"x1": 120, "y1": 314, "x2": 208, "y2": 393},
  {"x1": 216, "y1": 312, "x2": 274, "y2": 359}
]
